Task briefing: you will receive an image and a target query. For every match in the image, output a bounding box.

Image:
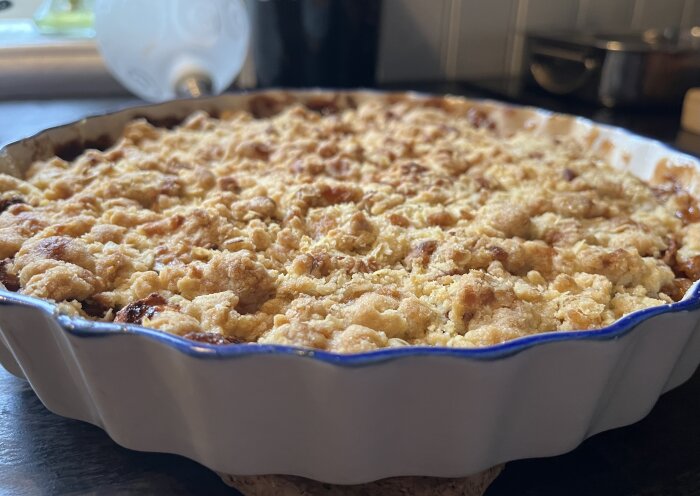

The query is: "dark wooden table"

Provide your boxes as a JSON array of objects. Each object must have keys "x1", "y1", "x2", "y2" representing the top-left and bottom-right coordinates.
[{"x1": 0, "y1": 90, "x2": 699, "y2": 495}]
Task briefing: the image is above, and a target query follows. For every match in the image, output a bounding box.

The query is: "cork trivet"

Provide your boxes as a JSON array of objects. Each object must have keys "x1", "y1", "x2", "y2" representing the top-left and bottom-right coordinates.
[{"x1": 219, "y1": 465, "x2": 504, "y2": 496}]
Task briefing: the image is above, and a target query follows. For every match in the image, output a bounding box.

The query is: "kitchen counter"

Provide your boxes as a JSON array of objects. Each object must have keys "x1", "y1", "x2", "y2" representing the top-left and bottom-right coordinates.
[{"x1": 0, "y1": 87, "x2": 699, "y2": 495}]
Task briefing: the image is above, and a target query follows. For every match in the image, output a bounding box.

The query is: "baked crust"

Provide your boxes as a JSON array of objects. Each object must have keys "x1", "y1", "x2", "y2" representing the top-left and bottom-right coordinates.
[{"x1": 1, "y1": 93, "x2": 699, "y2": 352}]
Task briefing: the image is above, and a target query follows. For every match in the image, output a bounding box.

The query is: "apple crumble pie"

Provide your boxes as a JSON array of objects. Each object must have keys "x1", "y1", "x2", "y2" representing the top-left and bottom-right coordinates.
[{"x1": 1, "y1": 93, "x2": 699, "y2": 352}]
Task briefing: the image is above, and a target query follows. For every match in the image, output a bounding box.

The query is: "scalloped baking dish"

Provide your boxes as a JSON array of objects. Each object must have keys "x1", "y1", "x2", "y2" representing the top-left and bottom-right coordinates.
[{"x1": 1, "y1": 91, "x2": 699, "y2": 484}]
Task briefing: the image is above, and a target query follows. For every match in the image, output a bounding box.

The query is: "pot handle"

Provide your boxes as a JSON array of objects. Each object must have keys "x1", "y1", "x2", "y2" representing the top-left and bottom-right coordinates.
[{"x1": 529, "y1": 46, "x2": 598, "y2": 95}]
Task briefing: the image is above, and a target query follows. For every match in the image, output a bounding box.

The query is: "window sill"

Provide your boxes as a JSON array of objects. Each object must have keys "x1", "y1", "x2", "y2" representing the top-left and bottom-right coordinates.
[{"x1": 0, "y1": 19, "x2": 128, "y2": 99}]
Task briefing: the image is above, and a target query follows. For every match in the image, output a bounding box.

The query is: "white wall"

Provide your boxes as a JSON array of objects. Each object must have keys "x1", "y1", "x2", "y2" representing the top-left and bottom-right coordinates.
[
  {"x1": 378, "y1": 0, "x2": 700, "y2": 82},
  {"x1": 0, "y1": 0, "x2": 44, "y2": 19}
]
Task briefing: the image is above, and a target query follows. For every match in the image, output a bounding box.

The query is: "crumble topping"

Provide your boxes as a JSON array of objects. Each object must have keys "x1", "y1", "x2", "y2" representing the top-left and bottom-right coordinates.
[{"x1": 1, "y1": 93, "x2": 698, "y2": 352}]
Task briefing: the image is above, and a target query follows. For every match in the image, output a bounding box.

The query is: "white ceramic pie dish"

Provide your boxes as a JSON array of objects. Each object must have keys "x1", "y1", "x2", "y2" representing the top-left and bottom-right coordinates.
[{"x1": 0, "y1": 90, "x2": 699, "y2": 484}]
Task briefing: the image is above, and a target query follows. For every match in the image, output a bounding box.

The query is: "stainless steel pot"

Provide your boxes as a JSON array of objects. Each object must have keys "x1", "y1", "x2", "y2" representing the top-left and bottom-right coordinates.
[{"x1": 525, "y1": 28, "x2": 700, "y2": 107}]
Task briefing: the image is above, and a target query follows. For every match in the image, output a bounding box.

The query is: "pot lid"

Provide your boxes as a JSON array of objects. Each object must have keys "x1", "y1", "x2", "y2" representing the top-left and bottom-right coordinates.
[{"x1": 528, "y1": 28, "x2": 700, "y2": 54}]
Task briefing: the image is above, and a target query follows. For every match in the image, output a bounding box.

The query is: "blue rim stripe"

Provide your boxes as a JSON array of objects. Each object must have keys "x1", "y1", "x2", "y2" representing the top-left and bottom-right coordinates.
[{"x1": 1, "y1": 284, "x2": 699, "y2": 364}]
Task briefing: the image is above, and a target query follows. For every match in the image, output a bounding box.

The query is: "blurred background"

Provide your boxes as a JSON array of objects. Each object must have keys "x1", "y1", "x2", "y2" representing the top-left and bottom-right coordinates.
[
  {"x1": 379, "y1": 0, "x2": 700, "y2": 83},
  {"x1": 2, "y1": 0, "x2": 700, "y2": 98}
]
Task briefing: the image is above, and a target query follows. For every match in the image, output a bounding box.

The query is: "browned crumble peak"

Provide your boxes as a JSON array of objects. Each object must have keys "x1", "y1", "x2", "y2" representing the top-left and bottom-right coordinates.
[
  {"x1": 1, "y1": 93, "x2": 699, "y2": 352},
  {"x1": 114, "y1": 292, "x2": 168, "y2": 325}
]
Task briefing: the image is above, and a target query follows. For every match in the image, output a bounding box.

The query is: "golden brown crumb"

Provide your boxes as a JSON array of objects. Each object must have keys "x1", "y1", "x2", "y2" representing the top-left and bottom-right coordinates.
[{"x1": 1, "y1": 93, "x2": 698, "y2": 352}]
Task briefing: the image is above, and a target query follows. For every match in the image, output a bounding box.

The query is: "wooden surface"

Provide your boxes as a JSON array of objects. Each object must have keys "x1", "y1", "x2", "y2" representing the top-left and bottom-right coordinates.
[{"x1": 0, "y1": 89, "x2": 699, "y2": 495}]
